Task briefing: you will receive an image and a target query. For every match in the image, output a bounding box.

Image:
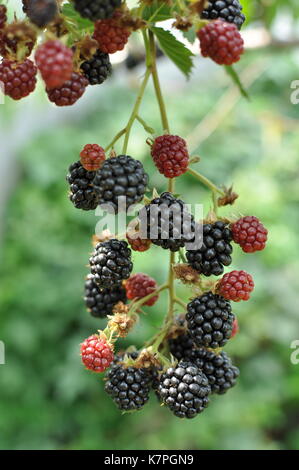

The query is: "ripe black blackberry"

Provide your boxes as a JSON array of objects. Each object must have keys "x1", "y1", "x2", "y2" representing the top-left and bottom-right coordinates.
[
  {"x1": 190, "y1": 348, "x2": 239, "y2": 394},
  {"x1": 201, "y1": 0, "x2": 246, "y2": 30},
  {"x1": 186, "y1": 221, "x2": 233, "y2": 276},
  {"x1": 66, "y1": 161, "x2": 99, "y2": 211},
  {"x1": 158, "y1": 361, "x2": 211, "y2": 419},
  {"x1": 138, "y1": 192, "x2": 198, "y2": 252},
  {"x1": 80, "y1": 50, "x2": 112, "y2": 86},
  {"x1": 26, "y1": 0, "x2": 58, "y2": 28},
  {"x1": 186, "y1": 292, "x2": 234, "y2": 349},
  {"x1": 169, "y1": 331, "x2": 195, "y2": 361},
  {"x1": 89, "y1": 239, "x2": 133, "y2": 288},
  {"x1": 84, "y1": 274, "x2": 127, "y2": 318},
  {"x1": 93, "y1": 155, "x2": 148, "y2": 213},
  {"x1": 74, "y1": 0, "x2": 121, "y2": 21},
  {"x1": 105, "y1": 357, "x2": 152, "y2": 411}
]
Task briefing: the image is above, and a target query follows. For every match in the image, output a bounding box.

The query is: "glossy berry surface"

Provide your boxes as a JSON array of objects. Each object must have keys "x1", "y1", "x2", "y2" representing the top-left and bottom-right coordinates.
[
  {"x1": 125, "y1": 273, "x2": 158, "y2": 307},
  {"x1": 231, "y1": 216, "x2": 268, "y2": 253},
  {"x1": 218, "y1": 270, "x2": 254, "y2": 301},
  {"x1": 80, "y1": 144, "x2": 106, "y2": 171},
  {"x1": 80, "y1": 334, "x2": 114, "y2": 372},
  {"x1": 151, "y1": 134, "x2": 189, "y2": 178}
]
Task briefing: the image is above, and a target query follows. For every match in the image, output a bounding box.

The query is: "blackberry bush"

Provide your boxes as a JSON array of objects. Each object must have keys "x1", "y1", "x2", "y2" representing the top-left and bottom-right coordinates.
[{"x1": 5, "y1": 0, "x2": 268, "y2": 421}]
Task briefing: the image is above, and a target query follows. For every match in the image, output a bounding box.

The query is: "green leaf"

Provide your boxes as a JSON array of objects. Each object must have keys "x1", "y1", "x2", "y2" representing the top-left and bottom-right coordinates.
[
  {"x1": 151, "y1": 26, "x2": 194, "y2": 78},
  {"x1": 142, "y1": 2, "x2": 174, "y2": 22},
  {"x1": 182, "y1": 27, "x2": 197, "y2": 45},
  {"x1": 225, "y1": 65, "x2": 250, "y2": 100},
  {"x1": 61, "y1": 3, "x2": 94, "y2": 32}
]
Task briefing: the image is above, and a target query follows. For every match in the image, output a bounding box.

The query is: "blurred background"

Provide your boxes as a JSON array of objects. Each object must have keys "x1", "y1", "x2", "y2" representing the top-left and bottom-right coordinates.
[{"x1": 0, "y1": 0, "x2": 299, "y2": 450}]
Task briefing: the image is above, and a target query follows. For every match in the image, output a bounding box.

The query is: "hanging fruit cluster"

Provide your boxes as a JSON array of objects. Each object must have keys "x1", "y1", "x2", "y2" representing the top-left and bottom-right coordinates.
[{"x1": 2, "y1": 1, "x2": 269, "y2": 419}]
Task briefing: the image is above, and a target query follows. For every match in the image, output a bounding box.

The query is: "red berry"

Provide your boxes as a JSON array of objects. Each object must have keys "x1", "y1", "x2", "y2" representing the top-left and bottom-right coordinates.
[
  {"x1": 231, "y1": 317, "x2": 239, "y2": 338},
  {"x1": 93, "y1": 12, "x2": 130, "y2": 54},
  {"x1": 231, "y1": 216, "x2": 268, "y2": 253},
  {"x1": 80, "y1": 334, "x2": 114, "y2": 373},
  {"x1": 0, "y1": 59, "x2": 37, "y2": 100},
  {"x1": 218, "y1": 270, "x2": 254, "y2": 302},
  {"x1": 0, "y1": 5, "x2": 7, "y2": 29},
  {"x1": 126, "y1": 233, "x2": 151, "y2": 252},
  {"x1": 198, "y1": 20, "x2": 244, "y2": 66},
  {"x1": 46, "y1": 72, "x2": 88, "y2": 107},
  {"x1": 125, "y1": 273, "x2": 158, "y2": 307},
  {"x1": 80, "y1": 144, "x2": 106, "y2": 171},
  {"x1": 35, "y1": 40, "x2": 73, "y2": 89},
  {"x1": 151, "y1": 135, "x2": 189, "y2": 178}
]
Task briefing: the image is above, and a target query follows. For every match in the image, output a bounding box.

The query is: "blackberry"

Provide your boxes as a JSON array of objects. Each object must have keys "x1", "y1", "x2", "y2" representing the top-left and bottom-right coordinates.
[
  {"x1": 105, "y1": 357, "x2": 152, "y2": 411},
  {"x1": 80, "y1": 49, "x2": 112, "y2": 86},
  {"x1": 74, "y1": 0, "x2": 121, "y2": 22},
  {"x1": 169, "y1": 331, "x2": 195, "y2": 361},
  {"x1": 66, "y1": 161, "x2": 99, "y2": 211},
  {"x1": 89, "y1": 239, "x2": 133, "y2": 289},
  {"x1": 80, "y1": 333, "x2": 114, "y2": 373},
  {"x1": 84, "y1": 274, "x2": 127, "y2": 318},
  {"x1": 151, "y1": 134, "x2": 189, "y2": 178},
  {"x1": 93, "y1": 155, "x2": 148, "y2": 213},
  {"x1": 138, "y1": 192, "x2": 198, "y2": 252},
  {"x1": 231, "y1": 215, "x2": 268, "y2": 253},
  {"x1": 189, "y1": 348, "x2": 240, "y2": 394},
  {"x1": 26, "y1": 0, "x2": 58, "y2": 28},
  {"x1": 93, "y1": 12, "x2": 130, "y2": 54},
  {"x1": 46, "y1": 72, "x2": 88, "y2": 106},
  {"x1": 186, "y1": 292, "x2": 234, "y2": 349},
  {"x1": 201, "y1": 0, "x2": 246, "y2": 30},
  {"x1": 0, "y1": 59, "x2": 37, "y2": 100},
  {"x1": 158, "y1": 361, "x2": 210, "y2": 419},
  {"x1": 186, "y1": 221, "x2": 233, "y2": 276}
]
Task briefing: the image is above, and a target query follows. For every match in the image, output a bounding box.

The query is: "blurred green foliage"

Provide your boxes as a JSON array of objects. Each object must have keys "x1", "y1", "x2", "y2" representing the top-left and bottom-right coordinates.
[{"x1": 0, "y1": 0, "x2": 299, "y2": 451}]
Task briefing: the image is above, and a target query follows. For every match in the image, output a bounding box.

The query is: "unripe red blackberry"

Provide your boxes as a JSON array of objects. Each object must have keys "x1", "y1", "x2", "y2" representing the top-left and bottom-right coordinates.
[
  {"x1": 0, "y1": 59, "x2": 37, "y2": 100},
  {"x1": 186, "y1": 291, "x2": 234, "y2": 349},
  {"x1": 74, "y1": 0, "x2": 121, "y2": 22},
  {"x1": 46, "y1": 72, "x2": 88, "y2": 106},
  {"x1": 125, "y1": 273, "x2": 158, "y2": 307},
  {"x1": 126, "y1": 232, "x2": 151, "y2": 252},
  {"x1": 198, "y1": 19, "x2": 244, "y2": 66},
  {"x1": 93, "y1": 12, "x2": 130, "y2": 54},
  {"x1": 231, "y1": 216, "x2": 268, "y2": 253},
  {"x1": 217, "y1": 270, "x2": 254, "y2": 301},
  {"x1": 151, "y1": 135, "x2": 189, "y2": 178},
  {"x1": 201, "y1": 0, "x2": 246, "y2": 30},
  {"x1": 158, "y1": 361, "x2": 211, "y2": 419},
  {"x1": 26, "y1": 0, "x2": 58, "y2": 28},
  {"x1": 0, "y1": 5, "x2": 7, "y2": 29},
  {"x1": 35, "y1": 40, "x2": 73, "y2": 89},
  {"x1": 80, "y1": 144, "x2": 106, "y2": 171},
  {"x1": 80, "y1": 334, "x2": 114, "y2": 373}
]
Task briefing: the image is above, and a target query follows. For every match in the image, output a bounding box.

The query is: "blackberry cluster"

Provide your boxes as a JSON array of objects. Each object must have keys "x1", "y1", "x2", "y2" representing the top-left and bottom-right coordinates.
[
  {"x1": 74, "y1": 0, "x2": 121, "y2": 21},
  {"x1": 190, "y1": 349, "x2": 239, "y2": 394},
  {"x1": 186, "y1": 221, "x2": 233, "y2": 276},
  {"x1": 158, "y1": 361, "x2": 211, "y2": 419},
  {"x1": 139, "y1": 192, "x2": 197, "y2": 252},
  {"x1": 186, "y1": 292, "x2": 234, "y2": 349},
  {"x1": 201, "y1": 0, "x2": 246, "y2": 30},
  {"x1": 26, "y1": 0, "x2": 58, "y2": 28},
  {"x1": 80, "y1": 50, "x2": 112, "y2": 86},
  {"x1": 84, "y1": 274, "x2": 127, "y2": 318},
  {"x1": 105, "y1": 356, "x2": 152, "y2": 411},
  {"x1": 93, "y1": 155, "x2": 148, "y2": 213},
  {"x1": 66, "y1": 161, "x2": 99, "y2": 210},
  {"x1": 89, "y1": 239, "x2": 133, "y2": 288}
]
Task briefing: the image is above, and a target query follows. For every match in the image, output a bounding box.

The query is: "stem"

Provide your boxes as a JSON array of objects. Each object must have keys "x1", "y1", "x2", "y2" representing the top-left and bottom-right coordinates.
[
  {"x1": 174, "y1": 297, "x2": 187, "y2": 309},
  {"x1": 136, "y1": 115, "x2": 155, "y2": 134},
  {"x1": 187, "y1": 167, "x2": 225, "y2": 196},
  {"x1": 129, "y1": 283, "x2": 168, "y2": 314},
  {"x1": 105, "y1": 128, "x2": 126, "y2": 152},
  {"x1": 122, "y1": 68, "x2": 152, "y2": 154},
  {"x1": 148, "y1": 30, "x2": 170, "y2": 134}
]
